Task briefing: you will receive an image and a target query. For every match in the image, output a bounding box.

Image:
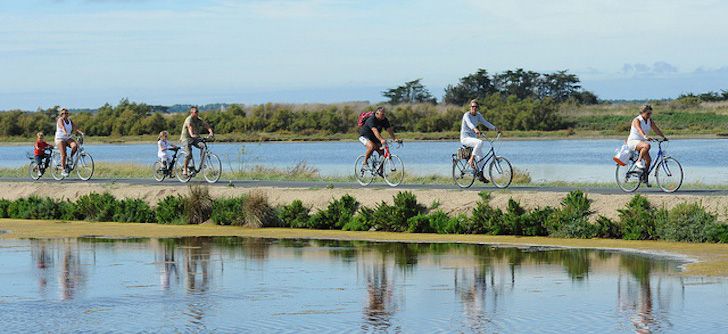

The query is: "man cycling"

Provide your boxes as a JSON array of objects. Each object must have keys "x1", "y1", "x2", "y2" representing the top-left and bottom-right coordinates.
[
  {"x1": 358, "y1": 107, "x2": 400, "y2": 167},
  {"x1": 460, "y1": 99, "x2": 499, "y2": 183},
  {"x1": 626, "y1": 104, "x2": 667, "y2": 186},
  {"x1": 180, "y1": 106, "x2": 214, "y2": 176}
]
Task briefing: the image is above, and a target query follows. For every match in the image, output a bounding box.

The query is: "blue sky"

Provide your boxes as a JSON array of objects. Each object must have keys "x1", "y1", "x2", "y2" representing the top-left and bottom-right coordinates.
[{"x1": 1, "y1": 0, "x2": 727, "y2": 109}]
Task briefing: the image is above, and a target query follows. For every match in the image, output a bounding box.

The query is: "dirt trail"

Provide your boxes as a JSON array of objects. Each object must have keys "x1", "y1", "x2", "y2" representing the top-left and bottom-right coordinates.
[{"x1": 2, "y1": 181, "x2": 728, "y2": 219}]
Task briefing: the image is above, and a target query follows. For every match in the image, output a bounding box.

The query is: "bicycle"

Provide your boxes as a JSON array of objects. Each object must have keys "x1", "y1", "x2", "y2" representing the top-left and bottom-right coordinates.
[
  {"x1": 27, "y1": 147, "x2": 54, "y2": 180},
  {"x1": 354, "y1": 140, "x2": 404, "y2": 187},
  {"x1": 615, "y1": 138, "x2": 683, "y2": 193},
  {"x1": 452, "y1": 133, "x2": 513, "y2": 189},
  {"x1": 151, "y1": 147, "x2": 181, "y2": 182},
  {"x1": 175, "y1": 137, "x2": 222, "y2": 183},
  {"x1": 50, "y1": 134, "x2": 95, "y2": 181}
]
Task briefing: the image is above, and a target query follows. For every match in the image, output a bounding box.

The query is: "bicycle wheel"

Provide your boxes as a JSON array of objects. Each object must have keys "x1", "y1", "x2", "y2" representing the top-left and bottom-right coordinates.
[
  {"x1": 382, "y1": 155, "x2": 404, "y2": 187},
  {"x1": 203, "y1": 153, "x2": 222, "y2": 183},
  {"x1": 152, "y1": 161, "x2": 166, "y2": 182},
  {"x1": 615, "y1": 163, "x2": 641, "y2": 193},
  {"x1": 29, "y1": 161, "x2": 42, "y2": 180},
  {"x1": 488, "y1": 156, "x2": 513, "y2": 189},
  {"x1": 175, "y1": 152, "x2": 192, "y2": 183},
  {"x1": 50, "y1": 152, "x2": 65, "y2": 181},
  {"x1": 354, "y1": 155, "x2": 375, "y2": 186},
  {"x1": 452, "y1": 158, "x2": 475, "y2": 189},
  {"x1": 655, "y1": 157, "x2": 683, "y2": 193},
  {"x1": 75, "y1": 153, "x2": 95, "y2": 181}
]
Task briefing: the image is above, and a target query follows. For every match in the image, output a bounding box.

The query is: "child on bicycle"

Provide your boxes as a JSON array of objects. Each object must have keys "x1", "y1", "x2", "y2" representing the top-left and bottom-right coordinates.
[
  {"x1": 157, "y1": 131, "x2": 177, "y2": 169},
  {"x1": 33, "y1": 132, "x2": 53, "y2": 174}
]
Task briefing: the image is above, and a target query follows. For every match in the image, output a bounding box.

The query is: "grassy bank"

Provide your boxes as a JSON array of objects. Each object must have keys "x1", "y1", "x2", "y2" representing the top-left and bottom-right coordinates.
[{"x1": 2, "y1": 219, "x2": 728, "y2": 276}]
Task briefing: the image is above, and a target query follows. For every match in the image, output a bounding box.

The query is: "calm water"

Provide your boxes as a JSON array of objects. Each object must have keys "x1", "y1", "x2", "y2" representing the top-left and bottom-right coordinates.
[
  {"x1": 2, "y1": 139, "x2": 728, "y2": 183},
  {"x1": 0, "y1": 237, "x2": 726, "y2": 333}
]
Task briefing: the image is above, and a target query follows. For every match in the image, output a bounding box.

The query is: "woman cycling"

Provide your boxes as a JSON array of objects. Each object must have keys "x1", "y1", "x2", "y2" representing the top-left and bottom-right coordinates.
[
  {"x1": 54, "y1": 107, "x2": 84, "y2": 177},
  {"x1": 627, "y1": 104, "x2": 667, "y2": 185},
  {"x1": 460, "y1": 99, "x2": 499, "y2": 183}
]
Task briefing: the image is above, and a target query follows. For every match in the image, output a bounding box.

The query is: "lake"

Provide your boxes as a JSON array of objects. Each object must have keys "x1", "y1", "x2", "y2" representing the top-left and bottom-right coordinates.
[
  {"x1": 1, "y1": 139, "x2": 728, "y2": 183},
  {"x1": 0, "y1": 237, "x2": 726, "y2": 333}
]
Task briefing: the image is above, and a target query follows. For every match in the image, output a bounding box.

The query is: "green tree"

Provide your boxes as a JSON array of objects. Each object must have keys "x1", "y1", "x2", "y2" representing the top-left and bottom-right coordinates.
[
  {"x1": 383, "y1": 79, "x2": 437, "y2": 105},
  {"x1": 442, "y1": 69, "x2": 497, "y2": 105}
]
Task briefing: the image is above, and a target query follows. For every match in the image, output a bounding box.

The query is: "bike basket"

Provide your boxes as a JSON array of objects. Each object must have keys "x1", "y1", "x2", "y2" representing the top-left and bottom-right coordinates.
[{"x1": 456, "y1": 147, "x2": 473, "y2": 160}]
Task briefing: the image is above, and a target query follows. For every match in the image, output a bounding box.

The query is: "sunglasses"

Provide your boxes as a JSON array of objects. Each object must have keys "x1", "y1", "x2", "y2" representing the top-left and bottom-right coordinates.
[{"x1": 470, "y1": 105, "x2": 479, "y2": 108}]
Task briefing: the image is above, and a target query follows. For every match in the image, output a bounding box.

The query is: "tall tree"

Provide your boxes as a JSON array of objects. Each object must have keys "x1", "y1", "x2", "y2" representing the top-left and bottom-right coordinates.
[
  {"x1": 383, "y1": 79, "x2": 437, "y2": 105},
  {"x1": 443, "y1": 69, "x2": 497, "y2": 105}
]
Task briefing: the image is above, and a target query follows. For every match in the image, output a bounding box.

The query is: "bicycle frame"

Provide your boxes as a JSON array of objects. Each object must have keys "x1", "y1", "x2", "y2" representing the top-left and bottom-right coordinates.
[
  {"x1": 467, "y1": 133, "x2": 501, "y2": 174},
  {"x1": 627, "y1": 139, "x2": 669, "y2": 177},
  {"x1": 183, "y1": 139, "x2": 210, "y2": 175}
]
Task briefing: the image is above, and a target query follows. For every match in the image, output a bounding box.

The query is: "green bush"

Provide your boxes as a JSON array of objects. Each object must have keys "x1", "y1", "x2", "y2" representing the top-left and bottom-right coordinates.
[
  {"x1": 0, "y1": 199, "x2": 11, "y2": 218},
  {"x1": 308, "y1": 194, "x2": 359, "y2": 229},
  {"x1": 155, "y1": 195, "x2": 185, "y2": 224},
  {"x1": 594, "y1": 215, "x2": 623, "y2": 239},
  {"x1": 183, "y1": 185, "x2": 213, "y2": 225},
  {"x1": 655, "y1": 202, "x2": 717, "y2": 242},
  {"x1": 113, "y1": 198, "x2": 154, "y2": 223},
  {"x1": 277, "y1": 200, "x2": 311, "y2": 228},
  {"x1": 618, "y1": 195, "x2": 656, "y2": 240},
  {"x1": 470, "y1": 192, "x2": 504, "y2": 234},
  {"x1": 6, "y1": 196, "x2": 66, "y2": 220},
  {"x1": 520, "y1": 207, "x2": 553, "y2": 236},
  {"x1": 343, "y1": 207, "x2": 374, "y2": 231},
  {"x1": 707, "y1": 224, "x2": 728, "y2": 243},
  {"x1": 442, "y1": 214, "x2": 471, "y2": 234},
  {"x1": 75, "y1": 192, "x2": 119, "y2": 222},
  {"x1": 546, "y1": 191, "x2": 597, "y2": 238},
  {"x1": 211, "y1": 196, "x2": 245, "y2": 226}
]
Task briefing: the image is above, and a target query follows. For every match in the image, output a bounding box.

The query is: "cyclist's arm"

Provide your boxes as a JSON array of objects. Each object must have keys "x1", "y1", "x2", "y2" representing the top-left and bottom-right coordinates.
[
  {"x1": 186, "y1": 123, "x2": 198, "y2": 138},
  {"x1": 203, "y1": 120, "x2": 214, "y2": 136},
  {"x1": 372, "y1": 127, "x2": 385, "y2": 144},
  {"x1": 651, "y1": 121, "x2": 666, "y2": 139},
  {"x1": 58, "y1": 118, "x2": 69, "y2": 136},
  {"x1": 386, "y1": 127, "x2": 398, "y2": 141},
  {"x1": 479, "y1": 115, "x2": 497, "y2": 132}
]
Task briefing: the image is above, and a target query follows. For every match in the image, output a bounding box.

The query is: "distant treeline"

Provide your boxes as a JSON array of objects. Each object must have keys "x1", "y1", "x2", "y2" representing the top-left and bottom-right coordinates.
[{"x1": 0, "y1": 96, "x2": 566, "y2": 138}]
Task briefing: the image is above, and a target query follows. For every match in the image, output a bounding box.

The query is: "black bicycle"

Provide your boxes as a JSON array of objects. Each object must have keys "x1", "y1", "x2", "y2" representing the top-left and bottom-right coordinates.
[
  {"x1": 452, "y1": 133, "x2": 513, "y2": 189},
  {"x1": 152, "y1": 147, "x2": 181, "y2": 182},
  {"x1": 28, "y1": 147, "x2": 53, "y2": 180},
  {"x1": 175, "y1": 138, "x2": 222, "y2": 184}
]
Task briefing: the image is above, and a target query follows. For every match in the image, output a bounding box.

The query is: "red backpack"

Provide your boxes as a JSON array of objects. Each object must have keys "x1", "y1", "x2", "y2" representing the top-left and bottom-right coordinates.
[{"x1": 357, "y1": 111, "x2": 374, "y2": 127}]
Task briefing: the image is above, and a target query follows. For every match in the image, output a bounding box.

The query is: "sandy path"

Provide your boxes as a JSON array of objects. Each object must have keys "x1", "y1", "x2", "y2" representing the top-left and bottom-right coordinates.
[{"x1": 2, "y1": 181, "x2": 728, "y2": 219}]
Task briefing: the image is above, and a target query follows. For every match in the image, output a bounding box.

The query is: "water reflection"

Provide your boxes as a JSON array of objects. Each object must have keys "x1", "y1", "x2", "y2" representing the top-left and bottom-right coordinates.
[{"x1": 5, "y1": 237, "x2": 723, "y2": 333}]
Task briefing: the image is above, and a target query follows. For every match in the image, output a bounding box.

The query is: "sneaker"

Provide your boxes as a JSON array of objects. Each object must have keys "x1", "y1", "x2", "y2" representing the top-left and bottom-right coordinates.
[
  {"x1": 641, "y1": 174, "x2": 651, "y2": 187},
  {"x1": 477, "y1": 171, "x2": 489, "y2": 183},
  {"x1": 61, "y1": 171, "x2": 69, "y2": 177},
  {"x1": 635, "y1": 161, "x2": 645, "y2": 169}
]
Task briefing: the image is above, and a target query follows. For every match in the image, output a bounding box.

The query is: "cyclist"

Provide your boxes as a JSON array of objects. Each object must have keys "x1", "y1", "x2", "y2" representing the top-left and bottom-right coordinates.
[
  {"x1": 33, "y1": 132, "x2": 53, "y2": 176},
  {"x1": 180, "y1": 106, "x2": 213, "y2": 176},
  {"x1": 157, "y1": 130, "x2": 177, "y2": 169},
  {"x1": 54, "y1": 107, "x2": 83, "y2": 177},
  {"x1": 358, "y1": 106, "x2": 400, "y2": 167},
  {"x1": 460, "y1": 99, "x2": 499, "y2": 183},
  {"x1": 627, "y1": 104, "x2": 667, "y2": 185}
]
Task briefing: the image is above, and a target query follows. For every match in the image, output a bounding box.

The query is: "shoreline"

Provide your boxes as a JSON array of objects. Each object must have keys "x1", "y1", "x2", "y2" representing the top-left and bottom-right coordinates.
[{"x1": 2, "y1": 219, "x2": 726, "y2": 276}]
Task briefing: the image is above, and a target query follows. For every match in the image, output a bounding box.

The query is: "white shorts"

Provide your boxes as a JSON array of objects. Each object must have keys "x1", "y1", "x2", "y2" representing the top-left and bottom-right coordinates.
[
  {"x1": 627, "y1": 139, "x2": 647, "y2": 151},
  {"x1": 358, "y1": 136, "x2": 371, "y2": 146}
]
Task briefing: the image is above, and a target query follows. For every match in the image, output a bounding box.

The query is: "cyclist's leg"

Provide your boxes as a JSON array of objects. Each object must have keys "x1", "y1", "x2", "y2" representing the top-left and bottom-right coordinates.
[
  {"x1": 57, "y1": 140, "x2": 67, "y2": 170},
  {"x1": 360, "y1": 136, "x2": 376, "y2": 165},
  {"x1": 635, "y1": 141, "x2": 651, "y2": 170},
  {"x1": 68, "y1": 139, "x2": 78, "y2": 159},
  {"x1": 460, "y1": 137, "x2": 483, "y2": 169},
  {"x1": 182, "y1": 140, "x2": 193, "y2": 175},
  {"x1": 194, "y1": 139, "x2": 205, "y2": 168}
]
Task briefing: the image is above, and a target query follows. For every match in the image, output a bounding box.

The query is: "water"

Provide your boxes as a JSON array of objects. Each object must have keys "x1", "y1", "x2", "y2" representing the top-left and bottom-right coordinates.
[
  {"x1": 0, "y1": 237, "x2": 726, "y2": 333},
  {"x1": 2, "y1": 139, "x2": 728, "y2": 183}
]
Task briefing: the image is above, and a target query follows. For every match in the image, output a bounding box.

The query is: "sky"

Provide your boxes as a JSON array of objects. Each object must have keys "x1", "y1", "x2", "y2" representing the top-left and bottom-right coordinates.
[{"x1": 1, "y1": 0, "x2": 727, "y2": 110}]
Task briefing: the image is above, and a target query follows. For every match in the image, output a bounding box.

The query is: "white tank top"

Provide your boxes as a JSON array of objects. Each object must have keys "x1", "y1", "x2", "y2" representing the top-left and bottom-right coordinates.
[
  {"x1": 627, "y1": 115, "x2": 651, "y2": 141},
  {"x1": 55, "y1": 118, "x2": 73, "y2": 140}
]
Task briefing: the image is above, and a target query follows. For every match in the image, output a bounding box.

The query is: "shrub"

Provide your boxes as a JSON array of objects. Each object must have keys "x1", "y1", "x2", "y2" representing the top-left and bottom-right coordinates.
[
  {"x1": 7, "y1": 196, "x2": 66, "y2": 220},
  {"x1": 243, "y1": 191, "x2": 278, "y2": 227},
  {"x1": 520, "y1": 207, "x2": 553, "y2": 236},
  {"x1": 74, "y1": 192, "x2": 119, "y2": 222},
  {"x1": 113, "y1": 198, "x2": 154, "y2": 223},
  {"x1": 309, "y1": 194, "x2": 359, "y2": 229},
  {"x1": 182, "y1": 185, "x2": 213, "y2": 225},
  {"x1": 470, "y1": 192, "x2": 503, "y2": 234},
  {"x1": 655, "y1": 202, "x2": 717, "y2": 242},
  {"x1": 618, "y1": 195, "x2": 656, "y2": 240},
  {"x1": 0, "y1": 199, "x2": 10, "y2": 218},
  {"x1": 594, "y1": 215, "x2": 623, "y2": 239},
  {"x1": 443, "y1": 213, "x2": 470, "y2": 234},
  {"x1": 155, "y1": 195, "x2": 185, "y2": 224},
  {"x1": 707, "y1": 224, "x2": 728, "y2": 243},
  {"x1": 211, "y1": 196, "x2": 245, "y2": 226},
  {"x1": 406, "y1": 214, "x2": 432, "y2": 233},
  {"x1": 546, "y1": 191, "x2": 597, "y2": 238},
  {"x1": 277, "y1": 199, "x2": 311, "y2": 228},
  {"x1": 343, "y1": 207, "x2": 374, "y2": 231}
]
